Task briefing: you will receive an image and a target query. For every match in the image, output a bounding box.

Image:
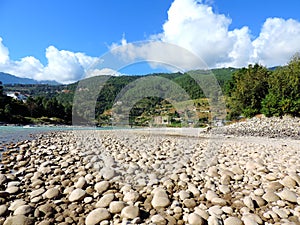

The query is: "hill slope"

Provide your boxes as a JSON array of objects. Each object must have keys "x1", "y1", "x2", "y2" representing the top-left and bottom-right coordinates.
[{"x1": 0, "y1": 72, "x2": 60, "y2": 85}]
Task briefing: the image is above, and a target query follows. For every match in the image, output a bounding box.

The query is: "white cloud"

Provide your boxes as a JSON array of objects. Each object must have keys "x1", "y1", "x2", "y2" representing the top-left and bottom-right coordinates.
[
  {"x1": 251, "y1": 18, "x2": 300, "y2": 66},
  {"x1": 42, "y1": 46, "x2": 98, "y2": 83},
  {"x1": 0, "y1": 37, "x2": 9, "y2": 64},
  {"x1": 0, "y1": 41, "x2": 99, "y2": 84},
  {"x1": 111, "y1": 0, "x2": 300, "y2": 70},
  {"x1": 86, "y1": 68, "x2": 122, "y2": 77},
  {"x1": 2, "y1": 0, "x2": 300, "y2": 83}
]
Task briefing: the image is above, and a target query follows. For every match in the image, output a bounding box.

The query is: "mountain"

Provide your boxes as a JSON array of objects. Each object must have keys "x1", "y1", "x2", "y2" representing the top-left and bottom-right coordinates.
[{"x1": 0, "y1": 72, "x2": 60, "y2": 85}]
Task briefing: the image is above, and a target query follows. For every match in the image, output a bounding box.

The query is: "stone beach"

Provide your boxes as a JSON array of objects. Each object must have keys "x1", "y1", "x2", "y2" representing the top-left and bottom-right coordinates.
[{"x1": 0, "y1": 117, "x2": 299, "y2": 224}]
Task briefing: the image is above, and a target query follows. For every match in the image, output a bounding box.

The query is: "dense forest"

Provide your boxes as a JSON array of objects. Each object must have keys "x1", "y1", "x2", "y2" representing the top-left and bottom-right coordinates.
[{"x1": 0, "y1": 55, "x2": 299, "y2": 126}]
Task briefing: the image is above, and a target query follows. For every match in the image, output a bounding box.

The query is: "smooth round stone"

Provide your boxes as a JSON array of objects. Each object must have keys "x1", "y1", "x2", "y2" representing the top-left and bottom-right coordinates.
[
  {"x1": 277, "y1": 189, "x2": 297, "y2": 203},
  {"x1": 207, "y1": 215, "x2": 221, "y2": 225},
  {"x1": 100, "y1": 167, "x2": 115, "y2": 180},
  {"x1": 262, "y1": 191, "x2": 280, "y2": 202},
  {"x1": 221, "y1": 206, "x2": 233, "y2": 214},
  {"x1": 151, "y1": 214, "x2": 167, "y2": 225},
  {"x1": 121, "y1": 206, "x2": 139, "y2": 219},
  {"x1": 94, "y1": 181, "x2": 110, "y2": 194},
  {"x1": 75, "y1": 177, "x2": 87, "y2": 189},
  {"x1": 173, "y1": 206, "x2": 182, "y2": 214},
  {"x1": 272, "y1": 207, "x2": 288, "y2": 219},
  {"x1": 243, "y1": 196, "x2": 254, "y2": 210},
  {"x1": 13, "y1": 205, "x2": 32, "y2": 215},
  {"x1": 206, "y1": 190, "x2": 218, "y2": 201},
  {"x1": 219, "y1": 185, "x2": 230, "y2": 194},
  {"x1": 84, "y1": 197, "x2": 93, "y2": 204},
  {"x1": 188, "y1": 213, "x2": 205, "y2": 225},
  {"x1": 7, "y1": 181, "x2": 20, "y2": 188},
  {"x1": 85, "y1": 208, "x2": 111, "y2": 225},
  {"x1": 0, "y1": 205, "x2": 8, "y2": 216},
  {"x1": 242, "y1": 216, "x2": 259, "y2": 225},
  {"x1": 6, "y1": 186, "x2": 19, "y2": 194},
  {"x1": 265, "y1": 173, "x2": 277, "y2": 181},
  {"x1": 224, "y1": 217, "x2": 242, "y2": 225},
  {"x1": 267, "y1": 182, "x2": 283, "y2": 191},
  {"x1": 30, "y1": 188, "x2": 45, "y2": 199},
  {"x1": 195, "y1": 208, "x2": 209, "y2": 220},
  {"x1": 151, "y1": 188, "x2": 170, "y2": 209},
  {"x1": 68, "y1": 188, "x2": 86, "y2": 202},
  {"x1": 211, "y1": 197, "x2": 226, "y2": 206},
  {"x1": 3, "y1": 215, "x2": 34, "y2": 225},
  {"x1": 251, "y1": 196, "x2": 266, "y2": 207},
  {"x1": 280, "y1": 176, "x2": 296, "y2": 188},
  {"x1": 38, "y1": 204, "x2": 54, "y2": 215},
  {"x1": 183, "y1": 199, "x2": 197, "y2": 208},
  {"x1": 208, "y1": 205, "x2": 223, "y2": 216},
  {"x1": 109, "y1": 201, "x2": 125, "y2": 214},
  {"x1": 9, "y1": 199, "x2": 27, "y2": 211},
  {"x1": 95, "y1": 194, "x2": 115, "y2": 208},
  {"x1": 123, "y1": 191, "x2": 139, "y2": 203},
  {"x1": 231, "y1": 165, "x2": 244, "y2": 175},
  {"x1": 253, "y1": 189, "x2": 264, "y2": 196},
  {"x1": 0, "y1": 174, "x2": 7, "y2": 185},
  {"x1": 207, "y1": 166, "x2": 218, "y2": 177},
  {"x1": 179, "y1": 190, "x2": 190, "y2": 201},
  {"x1": 43, "y1": 188, "x2": 60, "y2": 199}
]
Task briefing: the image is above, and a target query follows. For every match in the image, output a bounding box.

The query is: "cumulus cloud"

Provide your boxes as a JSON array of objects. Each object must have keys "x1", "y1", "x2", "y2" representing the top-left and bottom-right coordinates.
[
  {"x1": 2, "y1": 0, "x2": 300, "y2": 83},
  {"x1": 0, "y1": 37, "x2": 9, "y2": 64},
  {"x1": 86, "y1": 68, "x2": 122, "y2": 78},
  {"x1": 251, "y1": 18, "x2": 300, "y2": 66},
  {"x1": 111, "y1": 0, "x2": 300, "y2": 70},
  {"x1": 42, "y1": 46, "x2": 98, "y2": 83},
  {"x1": 0, "y1": 40, "x2": 99, "y2": 84}
]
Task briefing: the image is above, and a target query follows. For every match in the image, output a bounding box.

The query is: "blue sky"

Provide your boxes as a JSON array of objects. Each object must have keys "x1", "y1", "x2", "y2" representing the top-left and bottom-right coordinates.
[{"x1": 0, "y1": 0, "x2": 300, "y2": 83}]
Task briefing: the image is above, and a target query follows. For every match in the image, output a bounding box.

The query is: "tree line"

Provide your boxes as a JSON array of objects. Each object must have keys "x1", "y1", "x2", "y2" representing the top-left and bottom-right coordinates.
[
  {"x1": 226, "y1": 54, "x2": 300, "y2": 119},
  {"x1": 0, "y1": 56, "x2": 299, "y2": 125},
  {"x1": 0, "y1": 83, "x2": 72, "y2": 124}
]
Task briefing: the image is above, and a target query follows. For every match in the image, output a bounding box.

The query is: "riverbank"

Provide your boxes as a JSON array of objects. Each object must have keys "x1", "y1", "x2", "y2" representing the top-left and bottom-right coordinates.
[{"x1": 0, "y1": 119, "x2": 299, "y2": 224}]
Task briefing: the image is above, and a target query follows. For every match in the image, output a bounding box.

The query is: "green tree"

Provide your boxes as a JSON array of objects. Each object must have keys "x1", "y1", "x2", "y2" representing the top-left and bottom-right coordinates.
[
  {"x1": 0, "y1": 81, "x2": 3, "y2": 96},
  {"x1": 262, "y1": 54, "x2": 300, "y2": 117},
  {"x1": 227, "y1": 64, "x2": 270, "y2": 118}
]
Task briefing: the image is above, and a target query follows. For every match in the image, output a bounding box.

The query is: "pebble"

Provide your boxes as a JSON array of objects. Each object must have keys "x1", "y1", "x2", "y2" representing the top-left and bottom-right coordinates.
[
  {"x1": 85, "y1": 208, "x2": 111, "y2": 225},
  {"x1": 68, "y1": 188, "x2": 86, "y2": 202},
  {"x1": 0, "y1": 121, "x2": 299, "y2": 224},
  {"x1": 151, "y1": 188, "x2": 170, "y2": 209},
  {"x1": 277, "y1": 189, "x2": 298, "y2": 203},
  {"x1": 95, "y1": 194, "x2": 115, "y2": 208},
  {"x1": 151, "y1": 214, "x2": 167, "y2": 225},
  {"x1": 13, "y1": 205, "x2": 32, "y2": 215},
  {"x1": 224, "y1": 217, "x2": 243, "y2": 225},
  {"x1": 0, "y1": 205, "x2": 8, "y2": 216},
  {"x1": 3, "y1": 215, "x2": 34, "y2": 225},
  {"x1": 121, "y1": 206, "x2": 139, "y2": 219},
  {"x1": 95, "y1": 181, "x2": 110, "y2": 194},
  {"x1": 109, "y1": 201, "x2": 125, "y2": 214},
  {"x1": 43, "y1": 187, "x2": 60, "y2": 199},
  {"x1": 188, "y1": 213, "x2": 205, "y2": 225}
]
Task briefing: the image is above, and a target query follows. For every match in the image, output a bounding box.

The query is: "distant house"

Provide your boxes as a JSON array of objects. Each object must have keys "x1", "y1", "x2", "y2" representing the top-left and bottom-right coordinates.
[
  {"x1": 6, "y1": 92, "x2": 28, "y2": 102},
  {"x1": 153, "y1": 116, "x2": 170, "y2": 125}
]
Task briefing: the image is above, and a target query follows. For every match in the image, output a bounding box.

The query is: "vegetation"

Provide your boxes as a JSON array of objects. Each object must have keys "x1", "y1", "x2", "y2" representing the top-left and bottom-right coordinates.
[
  {"x1": 1, "y1": 57, "x2": 299, "y2": 126},
  {"x1": 0, "y1": 81, "x2": 71, "y2": 124},
  {"x1": 227, "y1": 54, "x2": 300, "y2": 119}
]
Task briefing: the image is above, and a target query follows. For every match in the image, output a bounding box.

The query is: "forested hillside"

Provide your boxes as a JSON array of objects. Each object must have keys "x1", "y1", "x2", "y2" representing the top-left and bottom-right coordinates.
[{"x1": 1, "y1": 59, "x2": 299, "y2": 126}]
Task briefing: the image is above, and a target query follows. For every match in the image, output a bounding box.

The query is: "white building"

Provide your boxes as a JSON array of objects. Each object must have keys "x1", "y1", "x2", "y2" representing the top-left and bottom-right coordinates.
[{"x1": 6, "y1": 92, "x2": 28, "y2": 102}]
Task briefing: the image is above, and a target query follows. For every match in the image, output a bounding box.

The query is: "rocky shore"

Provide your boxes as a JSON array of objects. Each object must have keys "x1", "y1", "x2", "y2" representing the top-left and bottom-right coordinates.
[
  {"x1": 214, "y1": 116, "x2": 300, "y2": 139},
  {"x1": 0, "y1": 118, "x2": 299, "y2": 224}
]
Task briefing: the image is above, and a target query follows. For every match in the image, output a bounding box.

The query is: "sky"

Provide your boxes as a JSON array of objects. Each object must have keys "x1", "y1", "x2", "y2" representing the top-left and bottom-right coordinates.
[{"x1": 0, "y1": 0, "x2": 300, "y2": 83}]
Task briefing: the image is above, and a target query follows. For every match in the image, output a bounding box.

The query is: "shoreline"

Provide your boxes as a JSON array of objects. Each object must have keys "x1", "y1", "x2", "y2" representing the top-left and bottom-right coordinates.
[
  {"x1": 0, "y1": 116, "x2": 299, "y2": 224},
  {"x1": 0, "y1": 128, "x2": 299, "y2": 224}
]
